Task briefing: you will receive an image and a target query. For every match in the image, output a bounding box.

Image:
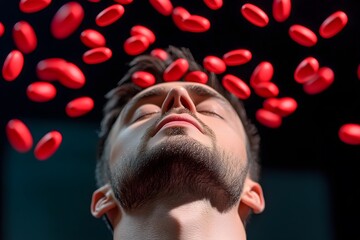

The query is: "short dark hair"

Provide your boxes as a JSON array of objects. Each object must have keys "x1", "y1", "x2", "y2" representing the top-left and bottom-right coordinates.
[{"x1": 96, "y1": 45, "x2": 261, "y2": 188}]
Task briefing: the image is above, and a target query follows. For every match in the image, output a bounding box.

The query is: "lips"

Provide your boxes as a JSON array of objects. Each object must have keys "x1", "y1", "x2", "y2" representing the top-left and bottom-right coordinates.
[{"x1": 154, "y1": 114, "x2": 204, "y2": 135}]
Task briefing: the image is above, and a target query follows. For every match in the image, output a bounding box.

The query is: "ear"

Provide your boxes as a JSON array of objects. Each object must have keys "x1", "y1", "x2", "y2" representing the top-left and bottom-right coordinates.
[
  {"x1": 91, "y1": 184, "x2": 119, "y2": 221},
  {"x1": 238, "y1": 178, "x2": 265, "y2": 220}
]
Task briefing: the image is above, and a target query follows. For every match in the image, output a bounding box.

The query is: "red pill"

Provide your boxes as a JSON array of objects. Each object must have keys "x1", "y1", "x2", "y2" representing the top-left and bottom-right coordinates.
[
  {"x1": 6, "y1": 119, "x2": 33, "y2": 153},
  {"x1": 163, "y1": 58, "x2": 189, "y2": 82},
  {"x1": 12, "y1": 21, "x2": 37, "y2": 54},
  {"x1": 130, "y1": 25, "x2": 156, "y2": 44},
  {"x1": 272, "y1": 0, "x2": 291, "y2": 22},
  {"x1": 241, "y1": 3, "x2": 269, "y2": 27},
  {"x1": 172, "y1": 7, "x2": 190, "y2": 31},
  {"x1": 27, "y1": 82, "x2": 56, "y2": 102},
  {"x1": 149, "y1": 0, "x2": 173, "y2": 16},
  {"x1": 132, "y1": 71, "x2": 156, "y2": 88},
  {"x1": 294, "y1": 56, "x2": 319, "y2": 84},
  {"x1": 204, "y1": 0, "x2": 223, "y2": 10},
  {"x1": 222, "y1": 74, "x2": 251, "y2": 100},
  {"x1": 203, "y1": 56, "x2": 226, "y2": 74},
  {"x1": 36, "y1": 58, "x2": 67, "y2": 81},
  {"x1": 303, "y1": 67, "x2": 334, "y2": 95},
  {"x1": 123, "y1": 35, "x2": 150, "y2": 56},
  {"x1": 182, "y1": 15, "x2": 211, "y2": 33},
  {"x1": 263, "y1": 97, "x2": 279, "y2": 113},
  {"x1": 58, "y1": 62, "x2": 86, "y2": 89},
  {"x1": 66, "y1": 97, "x2": 94, "y2": 117},
  {"x1": 96, "y1": 4, "x2": 125, "y2": 27},
  {"x1": 223, "y1": 49, "x2": 252, "y2": 66},
  {"x1": 151, "y1": 48, "x2": 168, "y2": 61},
  {"x1": 51, "y1": 2, "x2": 84, "y2": 39},
  {"x1": 19, "y1": 0, "x2": 51, "y2": 13},
  {"x1": 338, "y1": 124, "x2": 360, "y2": 145},
  {"x1": 250, "y1": 61, "x2": 274, "y2": 87},
  {"x1": 34, "y1": 131, "x2": 62, "y2": 160},
  {"x1": 184, "y1": 71, "x2": 208, "y2": 84},
  {"x1": 319, "y1": 11, "x2": 348, "y2": 39},
  {"x1": 113, "y1": 0, "x2": 133, "y2": 4},
  {"x1": 289, "y1": 24, "x2": 317, "y2": 47},
  {"x1": 2, "y1": 50, "x2": 24, "y2": 81},
  {"x1": 264, "y1": 97, "x2": 297, "y2": 117},
  {"x1": 253, "y1": 82, "x2": 279, "y2": 98},
  {"x1": 83, "y1": 47, "x2": 112, "y2": 64},
  {"x1": 80, "y1": 29, "x2": 106, "y2": 48},
  {"x1": 256, "y1": 109, "x2": 282, "y2": 128},
  {"x1": 0, "y1": 22, "x2": 5, "y2": 37}
]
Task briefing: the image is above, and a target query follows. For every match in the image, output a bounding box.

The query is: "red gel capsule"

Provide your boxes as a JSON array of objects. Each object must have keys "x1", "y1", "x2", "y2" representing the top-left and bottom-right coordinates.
[
  {"x1": 294, "y1": 56, "x2": 319, "y2": 84},
  {"x1": 19, "y1": 0, "x2": 51, "y2": 13},
  {"x1": 151, "y1": 48, "x2": 168, "y2": 61},
  {"x1": 123, "y1": 35, "x2": 150, "y2": 56},
  {"x1": 83, "y1": 47, "x2": 112, "y2": 64},
  {"x1": 223, "y1": 49, "x2": 252, "y2": 66},
  {"x1": 182, "y1": 15, "x2": 211, "y2": 33},
  {"x1": 34, "y1": 131, "x2": 62, "y2": 160},
  {"x1": 113, "y1": 0, "x2": 133, "y2": 4},
  {"x1": 96, "y1": 4, "x2": 125, "y2": 27},
  {"x1": 58, "y1": 62, "x2": 86, "y2": 89},
  {"x1": 80, "y1": 29, "x2": 106, "y2": 48},
  {"x1": 204, "y1": 0, "x2": 223, "y2": 10},
  {"x1": 27, "y1": 82, "x2": 56, "y2": 102},
  {"x1": 303, "y1": 67, "x2": 334, "y2": 95},
  {"x1": 0, "y1": 22, "x2": 5, "y2": 37},
  {"x1": 130, "y1": 25, "x2": 156, "y2": 44},
  {"x1": 272, "y1": 0, "x2": 291, "y2": 22},
  {"x1": 338, "y1": 124, "x2": 360, "y2": 145},
  {"x1": 250, "y1": 61, "x2": 274, "y2": 87},
  {"x1": 222, "y1": 74, "x2": 251, "y2": 100},
  {"x1": 203, "y1": 56, "x2": 226, "y2": 74},
  {"x1": 163, "y1": 58, "x2": 189, "y2": 82},
  {"x1": 132, "y1": 71, "x2": 156, "y2": 88},
  {"x1": 264, "y1": 97, "x2": 297, "y2": 117},
  {"x1": 2, "y1": 50, "x2": 24, "y2": 81},
  {"x1": 184, "y1": 71, "x2": 208, "y2": 84},
  {"x1": 36, "y1": 58, "x2": 67, "y2": 81},
  {"x1": 12, "y1": 21, "x2": 37, "y2": 54},
  {"x1": 319, "y1": 11, "x2": 348, "y2": 39},
  {"x1": 241, "y1": 3, "x2": 269, "y2": 27},
  {"x1": 256, "y1": 109, "x2": 282, "y2": 128},
  {"x1": 66, "y1": 97, "x2": 94, "y2": 117},
  {"x1": 51, "y1": 2, "x2": 84, "y2": 39},
  {"x1": 6, "y1": 119, "x2": 33, "y2": 153},
  {"x1": 289, "y1": 24, "x2": 317, "y2": 47},
  {"x1": 253, "y1": 82, "x2": 279, "y2": 98},
  {"x1": 149, "y1": 0, "x2": 173, "y2": 16},
  {"x1": 263, "y1": 98, "x2": 279, "y2": 113},
  {"x1": 172, "y1": 7, "x2": 190, "y2": 31}
]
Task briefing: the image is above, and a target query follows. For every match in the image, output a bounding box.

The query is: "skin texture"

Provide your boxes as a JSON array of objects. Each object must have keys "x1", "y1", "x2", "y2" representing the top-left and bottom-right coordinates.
[{"x1": 91, "y1": 82, "x2": 265, "y2": 240}]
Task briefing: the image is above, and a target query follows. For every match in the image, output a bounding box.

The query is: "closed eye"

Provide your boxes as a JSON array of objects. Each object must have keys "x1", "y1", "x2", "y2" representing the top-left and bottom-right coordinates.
[
  {"x1": 133, "y1": 112, "x2": 160, "y2": 122},
  {"x1": 197, "y1": 110, "x2": 223, "y2": 119}
]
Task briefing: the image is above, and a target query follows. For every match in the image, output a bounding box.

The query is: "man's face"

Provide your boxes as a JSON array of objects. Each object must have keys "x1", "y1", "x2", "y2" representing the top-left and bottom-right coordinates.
[{"x1": 106, "y1": 82, "x2": 249, "y2": 211}]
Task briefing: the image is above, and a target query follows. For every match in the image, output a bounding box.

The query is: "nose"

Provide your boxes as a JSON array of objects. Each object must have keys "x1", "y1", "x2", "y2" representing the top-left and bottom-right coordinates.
[{"x1": 161, "y1": 87, "x2": 197, "y2": 114}]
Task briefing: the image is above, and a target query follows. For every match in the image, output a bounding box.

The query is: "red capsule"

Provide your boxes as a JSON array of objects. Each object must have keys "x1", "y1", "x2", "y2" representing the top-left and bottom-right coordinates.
[
  {"x1": 66, "y1": 97, "x2": 94, "y2": 117},
  {"x1": 250, "y1": 61, "x2": 274, "y2": 87},
  {"x1": 96, "y1": 4, "x2": 125, "y2": 27},
  {"x1": 182, "y1": 15, "x2": 211, "y2": 33},
  {"x1": 253, "y1": 82, "x2": 279, "y2": 98},
  {"x1": 58, "y1": 62, "x2": 86, "y2": 89},
  {"x1": 2, "y1": 50, "x2": 24, "y2": 81},
  {"x1": 222, "y1": 74, "x2": 251, "y2": 100},
  {"x1": 272, "y1": 0, "x2": 291, "y2": 22},
  {"x1": 19, "y1": 0, "x2": 51, "y2": 13},
  {"x1": 27, "y1": 82, "x2": 56, "y2": 102},
  {"x1": 256, "y1": 109, "x2": 282, "y2": 128},
  {"x1": 123, "y1": 35, "x2": 150, "y2": 56},
  {"x1": 34, "y1": 131, "x2": 62, "y2": 160},
  {"x1": 149, "y1": 0, "x2": 173, "y2": 16},
  {"x1": 203, "y1": 56, "x2": 226, "y2": 74},
  {"x1": 163, "y1": 58, "x2": 189, "y2": 82},
  {"x1": 12, "y1": 21, "x2": 37, "y2": 54},
  {"x1": 223, "y1": 49, "x2": 252, "y2": 66},
  {"x1": 241, "y1": 3, "x2": 269, "y2": 27},
  {"x1": 0, "y1": 22, "x2": 5, "y2": 37},
  {"x1": 36, "y1": 58, "x2": 67, "y2": 81},
  {"x1": 319, "y1": 11, "x2": 348, "y2": 39},
  {"x1": 303, "y1": 67, "x2": 334, "y2": 95},
  {"x1": 184, "y1": 71, "x2": 208, "y2": 84},
  {"x1": 82, "y1": 47, "x2": 112, "y2": 64},
  {"x1": 264, "y1": 97, "x2": 297, "y2": 117},
  {"x1": 51, "y1": 2, "x2": 84, "y2": 39},
  {"x1": 113, "y1": 0, "x2": 133, "y2": 4},
  {"x1": 289, "y1": 24, "x2": 317, "y2": 47},
  {"x1": 263, "y1": 98, "x2": 279, "y2": 113},
  {"x1": 130, "y1": 25, "x2": 156, "y2": 44},
  {"x1": 132, "y1": 71, "x2": 156, "y2": 88},
  {"x1": 80, "y1": 29, "x2": 106, "y2": 48},
  {"x1": 338, "y1": 124, "x2": 360, "y2": 145},
  {"x1": 150, "y1": 48, "x2": 168, "y2": 61},
  {"x1": 6, "y1": 119, "x2": 33, "y2": 153},
  {"x1": 294, "y1": 56, "x2": 319, "y2": 84},
  {"x1": 172, "y1": 7, "x2": 190, "y2": 31},
  {"x1": 204, "y1": 0, "x2": 223, "y2": 10}
]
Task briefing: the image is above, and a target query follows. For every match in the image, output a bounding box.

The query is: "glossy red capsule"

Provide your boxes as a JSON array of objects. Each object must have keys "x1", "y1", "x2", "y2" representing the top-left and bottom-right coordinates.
[
  {"x1": 294, "y1": 56, "x2": 319, "y2": 84},
  {"x1": 203, "y1": 56, "x2": 226, "y2": 74},
  {"x1": 172, "y1": 7, "x2": 190, "y2": 31},
  {"x1": 150, "y1": 48, "x2": 168, "y2": 61},
  {"x1": 319, "y1": 11, "x2": 348, "y2": 39},
  {"x1": 303, "y1": 67, "x2": 334, "y2": 95},
  {"x1": 272, "y1": 0, "x2": 291, "y2": 22},
  {"x1": 241, "y1": 3, "x2": 269, "y2": 27},
  {"x1": 80, "y1": 29, "x2": 106, "y2": 48},
  {"x1": 2, "y1": 50, "x2": 24, "y2": 81},
  {"x1": 6, "y1": 119, "x2": 33, "y2": 153},
  {"x1": 204, "y1": 0, "x2": 223, "y2": 10},
  {"x1": 130, "y1": 25, "x2": 156, "y2": 44},
  {"x1": 289, "y1": 24, "x2": 317, "y2": 47},
  {"x1": 163, "y1": 58, "x2": 189, "y2": 82},
  {"x1": 184, "y1": 71, "x2": 208, "y2": 84},
  {"x1": 96, "y1": 4, "x2": 125, "y2": 27},
  {"x1": 82, "y1": 47, "x2": 112, "y2": 64},
  {"x1": 66, "y1": 97, "x2": 94, "y2": 117},
  {"x1": 57, "y1": 62, "x2": 86, "y2": 89},
  {"x1": 34, "y1": 131, "x2": 62, "y2": 160},
  {"x1": 123, "y1": 35, "x2": 150, "y2": 56},
  {"x1": 149, "y1": 0, "x2": 173, "y2": 16},
  {"x1": 12, "y1": 21, "x2": 37, "y2": 54},
  {"x1": 264, "y1": 97, "x2": 297, "y2": 117},
  {"x1": 250, "y1": 61, "x2": 274, "y2": 87},
  {"x1": 113, "y1": 0, "x2": 133, "y2": 4},
  {"x1": 27, "y1": 82, "x2": 56, "y2": 102},
  {"x1": 182, "y1": 15, "x2": 211, "y2": 33},
  {"x1": 132, "y1": 71, "x2": 156, "y2": 88},
  {"x1": 19, "y1": 0, "x2": 51, "y2": 13},
  {"x1": 223, "y1": 49, "x2": 252, "y2": 66},
  {"x1": 256, "y1": 109, "x2": 282, "y2": 128},
  {"x1": 0, "y1": 22, "x2": 5, "y2": 37},
  {"x1": 36, "y1": 58, "x2": 67, "y2": 81},
  {"x1": 338, "y1": 124, "x2": 360, "y2": 145},
  {"x1": 253, "y1": 82, "x2": 279, "y2": 98},
  {"x1": 222, "y1": 74, "x2": 251, "y2": 100}
]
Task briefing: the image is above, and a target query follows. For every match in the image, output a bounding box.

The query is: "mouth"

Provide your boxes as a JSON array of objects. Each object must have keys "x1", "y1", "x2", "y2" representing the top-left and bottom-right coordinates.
[{"x1": 153, "y1": 114, "x2": 204, "y2": 136}]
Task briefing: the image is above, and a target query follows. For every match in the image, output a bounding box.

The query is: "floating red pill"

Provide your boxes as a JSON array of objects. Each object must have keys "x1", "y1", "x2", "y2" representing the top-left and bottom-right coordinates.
[
  {"x1": 80, "y1": 29, "x2": 106, "y2": 48},
  {"x1": 253, "y1": 82, "x2": 279, "y2": 98},
  {"x1": 36, "y1": 58, "x2": 67, "y2": 81},
  {"x1": 294, "y1": 56, "x2": 319, "y2": 84},
  {"x1": 272, "y1": 0, "x2": 291, "y2": 22},
  {"x1": 130, "y1": 25, "x2": 156, "y2": 44},
  {"x1": 241, "y1": 3, "x2": 269, "y2": 27},
  {"x1": 2, "y1": 50, "x2": 24, "y2": 81},
  {"x1": 303, "y1": 67, "x2": 334, "y2": 95},
  {"x1": 113, "y1": 0, "x2": 133, "y2": 4},
  {"x1": 319, "y1": 11, "x2": 348, "y2": 39},
  {"x1": 184, "y1": 71, "x2": 208, "y2": 84},
  {"x1": 27, "y1": 82, "x2": 56, "y2": 102},
  {"x1": 203, "y1": 56, "x2": 226, "y2": 74},
  {"x1": 256, "y1": 109, "x2": 282, "y2": 128},
  {"x1": 264, "y1": 97, "x2": 297, "y2": 117},
  {"x1": 19, "y1": 0, "x2": 51, "y2": 13},
  {"x1": 12, "y1": 21, "x2": 37, "y2": 54},
  {"x1": 289, "y1": 24, "x2": 317, "y2": 47},
  {"x1": 338, "y1": 124, "x2": 360, "y2": 145},
  {"x1": 151, "y1": 48, "x2": 168, "y2": 61},
  {"x1": 149, "y1": 0, "x2": 173, "y2": 16},
  {"x1": 222, "y1": 74, "x2": 251, "y2": 100},
  {"x1": 34, "y1": 131, "x2": 62, "y2": 160},
  {"x1": 58, "y1": 62, "x2": 86, "y2": 89},
  {"x1": 6, "y1": 119, "x2": 33, "y2": 153},
  {"x1": 83, "y1": 47, "x2": 112, "y2": 64},
  {"x1": 66, "y1": 96, "x2": 94, "y2": 117},
  {"x1": 182, "y1": 15, "x2": 211, "y2": 33},
  {"x1": 0, "y1": 22, "x2": 5, "y2": 37},
  {"x1": 96, "y1": 4, "x2": 125, "y2": 27},
  {"x1": 204, "y1": 0, "x2": 223, "y2": 10},
  {"x1": 250, "y1": 61, "x2": 274, "y2": 87},
  {"x1": 132, "y1": 71, "x2": 156, "y2": 88},
  {"x1": 172, "y1": 7, "x2": 190, "y2": 31},
  {"x1": 123, "y1": 35, "x2": 150, "y2": 56},
  {"x1": 223, "y1": 49, "x2": 252, "y2": 66},
  {"x1": 163, "y1": 58, "x2": 189, "y2": 82}
]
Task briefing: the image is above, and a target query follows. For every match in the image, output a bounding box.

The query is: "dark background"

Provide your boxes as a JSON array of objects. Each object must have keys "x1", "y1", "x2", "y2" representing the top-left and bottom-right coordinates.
[{"x1": 1, "y1": 0, "x2": 359, "y2": 239}]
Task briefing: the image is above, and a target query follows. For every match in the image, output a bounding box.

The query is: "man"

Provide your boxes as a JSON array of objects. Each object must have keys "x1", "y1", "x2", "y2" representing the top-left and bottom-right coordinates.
[{"x1": 90, "y1": 46, "x2": 265, "y2": 239}]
